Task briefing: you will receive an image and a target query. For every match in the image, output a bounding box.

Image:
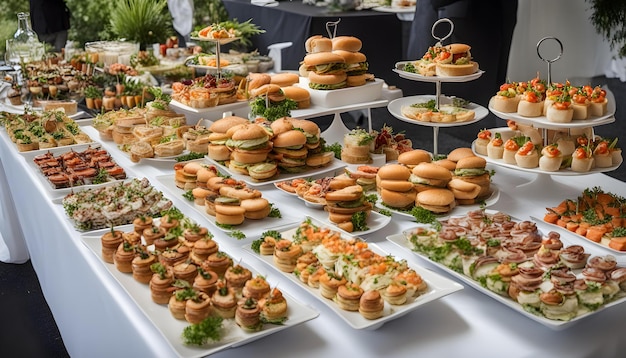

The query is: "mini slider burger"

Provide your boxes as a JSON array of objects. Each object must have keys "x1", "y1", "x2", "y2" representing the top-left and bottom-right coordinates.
[
  {"x1": 324, "y1": 184, "x2": 372, "y2": 232},
  {"x1": 207, "y1": 116, "x2": 249, "y2": 161},
  {"x1": 452, "y1": 156, "x2": 491, "y2": 201},
  {"x1": 415, "y1": 188, "x2": 456, "y2": 214},
  {"x1": 376, "y1": 164, "x2": 416, "y2": 210},
  {"x1": 302, "y1": 52, "x2": 347, "y2": 90},
  {"x1": 270, "y1": 129, "x2": 309, "y2": 173},
  {"x1": 332, "y1": 50, "x2": 370, "y2": 87},
  {"x1": 225, "y1": 123, "x2": 272, "y2": 175},
  {"x1": 409, "y1": 162, "x2": 452, "y2": 192},
  {"x1": 249, "y1": 84, "x2": 298, "y2": 121}
]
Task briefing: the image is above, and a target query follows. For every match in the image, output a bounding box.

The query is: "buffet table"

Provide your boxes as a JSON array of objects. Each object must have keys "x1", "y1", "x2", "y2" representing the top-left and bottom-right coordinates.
[
  {"x1": 222, "y1": 0, "x2": 403, "y2": 84},
  {"x1": 2, "y1": 118, "x2": 626, "y2": 357}
]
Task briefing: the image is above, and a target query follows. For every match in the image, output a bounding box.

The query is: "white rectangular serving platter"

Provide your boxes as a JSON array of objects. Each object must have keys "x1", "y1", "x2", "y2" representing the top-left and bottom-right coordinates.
[
  {"x1": 386, "y1": 226, "x2": 626, "y2": 330},
  {"x1": 243, "y1": 217, "x2": 463, "y2": 330},
  {"x1": 80, "y1": 222, "x2": 319, "y2": 358},
  {"x1": 155, "y1": 174, "x2": 301, "y2": 241},
  {"x1": 22, "y1": 143, "x2": 129, "y2": 198},
  {"x1": 296, "y1": 77, "x2": 384, "y2": 108}
]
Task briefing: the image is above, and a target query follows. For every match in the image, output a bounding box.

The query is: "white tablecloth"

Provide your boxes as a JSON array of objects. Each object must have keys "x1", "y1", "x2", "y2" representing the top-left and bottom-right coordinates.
[{"x1": 2, "y1": 124, "x2": 626, "y2": 358}]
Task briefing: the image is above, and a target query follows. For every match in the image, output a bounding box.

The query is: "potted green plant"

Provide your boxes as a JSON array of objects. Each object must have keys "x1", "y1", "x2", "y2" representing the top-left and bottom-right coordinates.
[
  {"x1": 587, "y1": 0, "x2": 626, "y2": 57},
  {"x1": 109, "y1": 0, "x2": 172, "y2": 51},
  {"x1": 84, "y1": 85, "x2": 102, "y2": 110}
]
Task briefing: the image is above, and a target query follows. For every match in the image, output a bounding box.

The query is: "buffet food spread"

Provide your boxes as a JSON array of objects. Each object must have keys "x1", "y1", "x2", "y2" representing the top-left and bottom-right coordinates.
[{"x1": 2, "y1": 19, "x2": 626, "y2": 358}]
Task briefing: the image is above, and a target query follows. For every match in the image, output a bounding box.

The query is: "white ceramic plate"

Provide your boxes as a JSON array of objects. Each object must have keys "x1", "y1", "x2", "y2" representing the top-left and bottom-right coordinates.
[
  {"x1": 242, "y1": 218, "x2": 463, "y2": 330},
  {"x1": 387, "y1": 222, "x2": 626, "y2": 330},
  {"x1": 80, "y1": 223, "x2": 319, "y2": 358},
  {"x1": 372, "y1": 5, "x2": 416, "y2": 13},
  {"x1": 375, "y1": 184, "x2": 500, "y2": 221},
  {"x1": 155, "y1": 174, "x2": 301, "y2": 240},
  {"x1": 204, "y1": 156, "x2": 347, "y2": 188},
  {"x1": 472, "y1": 131, "x2": 623, "y2": 176},
  {"x1": 306, "y1": 209, "x2": 392, "y2": 236},
  {"x1": 22, "y1": 143, "x2": 129, "y2": 198},
  {"x1": 488, "y1": 88, "x2": 616, "y2": 129},
  {"x1": 394, "y1": 62, "x2": 485, "y2": 83},
  {"x1": 387, "y1": 95, "x2": 489, "y2": 127}
]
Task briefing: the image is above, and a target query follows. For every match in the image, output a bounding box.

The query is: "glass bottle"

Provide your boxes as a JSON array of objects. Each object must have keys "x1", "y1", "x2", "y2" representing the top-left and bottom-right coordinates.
[{"x1": 7, "y1": 12, "x2": 44, "y2": 64}]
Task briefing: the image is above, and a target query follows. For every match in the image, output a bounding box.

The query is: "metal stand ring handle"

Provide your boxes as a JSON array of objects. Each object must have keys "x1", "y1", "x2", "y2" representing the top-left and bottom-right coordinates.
[
  {"x1": 326, "y1": 19, "x2": 341, "y2": 39},
  {"x1": 536, "y1": 36, "x2": 563, "y2": 84},
  {"x1": 431, "y1": 18, "x2": 454, "y2": 46}
]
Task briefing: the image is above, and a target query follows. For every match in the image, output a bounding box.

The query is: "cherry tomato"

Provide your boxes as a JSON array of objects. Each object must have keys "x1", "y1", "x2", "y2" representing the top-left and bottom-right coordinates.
[
  {"x1": 577, "y1": 136, "x2": 589, "y2": 146},
  {"x1": 478, "y1": 129, "x2": 491, "y2": 140},
  {"x1": 595, "y1": 141, "x2": 609, "y2": 154},
  {"x1": 572, "y1": 94, "x2": 587, "y2": 104},
  {"x1": 544, "y1": 145, "x2": 560, "y2": 157}
]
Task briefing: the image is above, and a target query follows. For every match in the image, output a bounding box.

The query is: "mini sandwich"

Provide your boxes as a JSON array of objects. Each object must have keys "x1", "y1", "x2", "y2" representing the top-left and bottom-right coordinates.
[
  {"x1": 208, "y1": 116, "x2": 249, "y2": 161},
  {"x1": 409, "y1": 162, "x2": 452, "y2": 192},
  {"x1": 281, "y1": 86, "x2": 311, "y2": 109},
  {"x1": 225, "y1": 123, "x2": 272, "y2": 174},
  {"x1": 249, "y1": 84, "x2": 298, "y2": 121},
  {"x1": 324, "y1": 184, "x2": 372, "y2": 232},
  {"x1": 397, "y1": 149, "x2": 432, "y2": 169},
  {"x1": 270, "y1": 129, "x2": 309, "y2": 173},
  {"x1": 435, "y1": 43, "x2": 479, "y2": 77},
  {"x1": 331, "y1": 36, "x2": 363, "y2": 52},
  {"x1": 332, "y1": 50, "x2": 370, "y2": 87},
  {"x1": 447, "y1": 178, "x2": 482, "y2": 205},
  {"x1": 452, "y1": 156, "x2": 491, "y2": 199},
  {"x1": 305, "y1": 35, "x2": 332, "y2": 53},
  {"x1": 415, "y1": 188, "x2": 456, "y2": 213},
  {"x1": 270, "y1": 72, "x2": 300, "y2": 87},
  {"x1": 302, "y1": 52, "x2": 348, "y2": 90},
  {"x1": 292, "y1": 118, "x2": 321, "y2": 152},
  {"x1": 376, "y1": 164, "x2": 416, "y2": 210}
]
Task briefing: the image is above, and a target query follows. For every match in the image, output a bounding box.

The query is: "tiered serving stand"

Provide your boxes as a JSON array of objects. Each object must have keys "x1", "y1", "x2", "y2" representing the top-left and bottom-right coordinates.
[
  {"x1": 386, "y1": 19, "x2": 489, "y2": 156},
  {"x1": 482, "y1": 37, "x2": 621, "y2": 194}
]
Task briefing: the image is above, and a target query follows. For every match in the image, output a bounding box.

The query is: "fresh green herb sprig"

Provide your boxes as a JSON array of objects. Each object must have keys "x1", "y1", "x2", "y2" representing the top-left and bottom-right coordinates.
[{"x1": 181, "y1": 316, "x2": 224, "y2": 346}]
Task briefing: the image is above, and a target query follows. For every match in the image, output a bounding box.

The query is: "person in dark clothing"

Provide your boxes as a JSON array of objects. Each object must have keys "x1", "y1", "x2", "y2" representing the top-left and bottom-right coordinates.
[
  {"x1": 29, "y1": 0, "x2": 71, "y2": 52},
  {"x1": 405, "y1": 0, "x2": 518, "y2": 133}
]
